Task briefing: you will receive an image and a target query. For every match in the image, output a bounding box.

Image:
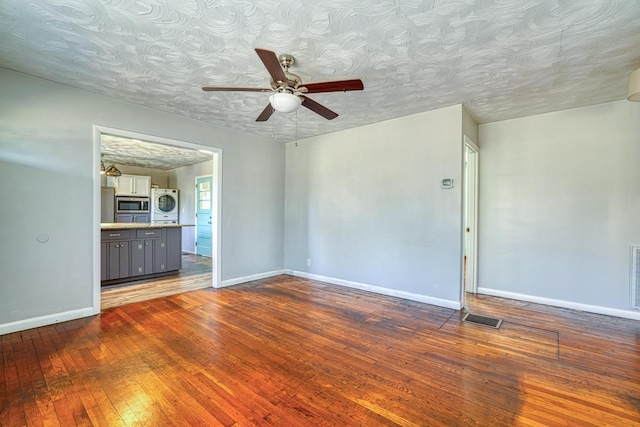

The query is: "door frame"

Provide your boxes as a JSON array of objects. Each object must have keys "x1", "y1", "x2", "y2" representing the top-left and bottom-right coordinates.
[
  {"x1": 194, "y1": 174, "x2": 214, "y2": 257},
  {"x1": 463, "y1": 135, "x2": 479, "y2": 298},
  {"x1": 92, "y1": 125, "x2": 222, "y2": 313}
]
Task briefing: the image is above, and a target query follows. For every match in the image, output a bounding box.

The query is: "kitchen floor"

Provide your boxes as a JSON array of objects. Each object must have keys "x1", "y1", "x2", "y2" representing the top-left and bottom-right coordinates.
[{"x1": 101, "y1": 253, "x2": 212, "y2": 310}]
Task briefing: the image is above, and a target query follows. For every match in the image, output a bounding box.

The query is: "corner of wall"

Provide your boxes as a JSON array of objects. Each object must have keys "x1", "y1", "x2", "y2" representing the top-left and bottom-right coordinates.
[{"x1": 461, "y1": 105, "x2": 479, "y2": 145}]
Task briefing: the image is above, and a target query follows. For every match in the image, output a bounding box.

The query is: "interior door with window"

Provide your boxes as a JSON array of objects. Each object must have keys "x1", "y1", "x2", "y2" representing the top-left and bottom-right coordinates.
[{"x1": 196, "y1": 176, "x2": 213, "y2": 257}]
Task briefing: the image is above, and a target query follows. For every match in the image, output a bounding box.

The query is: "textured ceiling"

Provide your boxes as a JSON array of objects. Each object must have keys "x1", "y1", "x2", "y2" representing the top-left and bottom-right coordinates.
[
  {"x1": 1, "y1": 1, "x2": 640, "y2": 142},
  {"x1": 101, "y1": 134, "x2": 211, "y2": 170}
]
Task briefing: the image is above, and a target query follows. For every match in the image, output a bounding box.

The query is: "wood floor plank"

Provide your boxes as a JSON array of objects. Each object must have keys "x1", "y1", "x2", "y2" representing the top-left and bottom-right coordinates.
[{"x1": 3, "y1": 275, "x2": 640, "y2": 425}]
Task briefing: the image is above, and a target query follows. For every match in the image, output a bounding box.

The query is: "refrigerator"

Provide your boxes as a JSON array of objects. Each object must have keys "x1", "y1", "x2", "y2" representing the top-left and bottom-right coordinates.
[{"x1": 100, "y1": 186, "x2": 115, "y2": 223}]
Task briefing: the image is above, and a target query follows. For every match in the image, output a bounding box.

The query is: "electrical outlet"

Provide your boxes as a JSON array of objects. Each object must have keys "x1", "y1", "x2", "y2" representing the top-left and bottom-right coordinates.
[{"x1": 306, "y1": 258, "x2": 311, "y2": 267}]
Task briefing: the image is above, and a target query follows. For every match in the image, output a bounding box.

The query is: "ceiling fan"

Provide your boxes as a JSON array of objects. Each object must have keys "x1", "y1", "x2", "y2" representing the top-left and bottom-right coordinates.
[{"x1": 202, "y1": 48, "x2": 364, "y2": 122}]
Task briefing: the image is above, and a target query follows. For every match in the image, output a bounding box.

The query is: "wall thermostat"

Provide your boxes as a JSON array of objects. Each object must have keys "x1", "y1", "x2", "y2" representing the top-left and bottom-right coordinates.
[{"x1": 441, "y1": 179, "x2": 454, "y2": 189}]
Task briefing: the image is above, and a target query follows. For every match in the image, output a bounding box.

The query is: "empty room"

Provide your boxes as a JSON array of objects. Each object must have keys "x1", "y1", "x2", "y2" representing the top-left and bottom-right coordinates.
[{"x1": 2, "y1": 1, "x2": 640, "y2": 425}]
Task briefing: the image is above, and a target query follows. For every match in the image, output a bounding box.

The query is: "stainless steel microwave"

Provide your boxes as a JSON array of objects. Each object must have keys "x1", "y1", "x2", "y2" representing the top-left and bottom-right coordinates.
[{"x1": 115, "y1": 196, "x2": 150, "y2": 213}]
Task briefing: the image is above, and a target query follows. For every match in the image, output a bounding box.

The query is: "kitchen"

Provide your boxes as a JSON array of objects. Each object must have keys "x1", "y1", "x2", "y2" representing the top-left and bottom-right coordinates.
[{"x1": 99, "y1": 133, "x2": 216, "y2": 307}]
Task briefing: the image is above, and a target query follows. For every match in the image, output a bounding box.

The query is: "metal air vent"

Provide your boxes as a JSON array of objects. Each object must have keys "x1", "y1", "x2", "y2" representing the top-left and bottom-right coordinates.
[{"x1": 463, "y1": 312, "x2": 503, "y2": 329}]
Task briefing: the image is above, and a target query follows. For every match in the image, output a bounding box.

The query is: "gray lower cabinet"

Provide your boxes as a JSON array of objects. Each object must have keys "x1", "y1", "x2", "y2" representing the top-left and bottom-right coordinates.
[
  {"x1": 108, "y1": 241, "x2": 129, "y2": 280},
  {"x1": 130, "y1": 239, "x2": 154, "y2": 277},
  {"x1": 154, "y1": 239, "x2": 167, "y2": 272},
  {"x1": 101, "y1": 227, "x2": 181, "y2": 283},
  {"x1": 100, "y1": 242, "x2": 108, "y2": 281},
  {"x1": 166, "y1": 227, "x2": 182, "y2": 271},
  {"x1": 102, "y1": 230, "x2": 131, "y2": 281}
]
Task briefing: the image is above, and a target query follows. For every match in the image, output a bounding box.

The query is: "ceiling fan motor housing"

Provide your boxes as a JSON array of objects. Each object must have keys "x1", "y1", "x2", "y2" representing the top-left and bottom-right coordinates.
[
  {"x1": 270, "y1": 72, "x2": 302, "y2": 92},
  {"x1": 269, "y1": 54, "x2": 301, "y2": 92}
]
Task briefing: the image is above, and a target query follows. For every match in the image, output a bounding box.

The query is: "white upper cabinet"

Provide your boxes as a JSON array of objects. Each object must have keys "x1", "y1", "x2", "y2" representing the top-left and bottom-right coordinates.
[{"x1": 113, "y1": 175, "x2": 151, "y2": 196}]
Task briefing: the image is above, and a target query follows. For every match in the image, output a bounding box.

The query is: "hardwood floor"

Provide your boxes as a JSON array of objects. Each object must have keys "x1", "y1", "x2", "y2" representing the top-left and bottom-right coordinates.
[
  {"x1": 101, "y1": 253, "x2": 213, "y2": 310},
  {"x1": 3, "y1": 275, "x2": 640, "y2": 426}
]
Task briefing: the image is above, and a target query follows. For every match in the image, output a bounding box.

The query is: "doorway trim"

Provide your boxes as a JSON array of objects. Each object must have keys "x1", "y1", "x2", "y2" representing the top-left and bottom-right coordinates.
[
  {"x1": 463, "y1": 135, "x2": 479, "y2": 301},
  {"x1": 92, "y1": 125, "x2": 222, "y2": 313}
]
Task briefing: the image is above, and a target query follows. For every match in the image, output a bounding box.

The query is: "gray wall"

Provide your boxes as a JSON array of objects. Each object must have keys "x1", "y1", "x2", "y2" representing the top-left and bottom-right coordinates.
[
  {"x1": 479, "y1": 100, "x2": 640, "y2": 313},
  {"x1": 284, "y1": 105, "x2": 465, "y2": 305},
  {"x1": 0, "y1": 69, "x2": 284, "y2": 329}
]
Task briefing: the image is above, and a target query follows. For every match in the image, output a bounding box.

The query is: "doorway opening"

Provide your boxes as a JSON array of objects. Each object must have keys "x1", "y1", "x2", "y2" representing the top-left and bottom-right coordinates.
[
  {"x1": 463, "y1": 136, "x2": 479, "y2": 304},
  {"x1": 92, "y1": 126, "x2": 222, "y2": 312}
]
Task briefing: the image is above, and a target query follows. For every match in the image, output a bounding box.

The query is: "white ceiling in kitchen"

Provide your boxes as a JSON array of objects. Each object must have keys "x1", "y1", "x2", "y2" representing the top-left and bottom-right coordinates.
[
  {"x1": 1, "y1": 0, "x2": 639, "y2": 142},
  {"x1": 101, "y1": 134, "x2": 212, "y2": 170}
]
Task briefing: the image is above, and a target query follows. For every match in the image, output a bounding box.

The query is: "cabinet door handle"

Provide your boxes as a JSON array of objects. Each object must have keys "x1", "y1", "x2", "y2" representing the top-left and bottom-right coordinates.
[
  {"x1": 145, "y1": 232, "x2": 154, "y2": 235},
  {"x1": 109, "y1": 233, "x2": 120, "y2": 237}
]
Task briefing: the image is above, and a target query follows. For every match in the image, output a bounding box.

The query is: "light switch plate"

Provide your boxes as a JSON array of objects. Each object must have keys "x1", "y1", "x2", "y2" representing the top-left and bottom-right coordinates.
[{"x1": 441, "y1": 178, "x2": 454, "y2": 189}]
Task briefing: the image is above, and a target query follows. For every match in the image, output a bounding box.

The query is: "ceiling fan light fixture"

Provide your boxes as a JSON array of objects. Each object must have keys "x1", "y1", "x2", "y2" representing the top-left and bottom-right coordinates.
[
  {"x1": 269, "y1": 93, "x2": 302, "y2": 113},
  {"x1": 629, "y1": 68, "x2": 640, "y2": 101},
  {"x1": 202, "y1": 49, "x2": 362, "y2": 121},
  {"x1": 104, "y1": 164, "x2": 122, "y2": 177}
]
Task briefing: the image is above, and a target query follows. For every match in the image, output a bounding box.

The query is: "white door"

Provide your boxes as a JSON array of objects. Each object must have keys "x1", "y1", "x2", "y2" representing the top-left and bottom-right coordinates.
[
  {"x1": 464, "y1": 137, "x2": 479, "y2": 294},
  {"x1": 195, "y1": 176, "x2": 213, "y2": 257}
]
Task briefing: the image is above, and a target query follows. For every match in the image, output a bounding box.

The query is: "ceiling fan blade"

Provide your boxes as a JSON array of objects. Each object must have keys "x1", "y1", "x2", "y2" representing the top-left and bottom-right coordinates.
[
  {"x1": 301, "y1": 96, "x2": 338, "y2": 120},
  {"x1": 301, "y1": 79, "x2": 364, "y2": 94},
  {"x1": 202, "y1": 86, "x2": 272, "y2": 92},
  {"x1": 255, "y1": 48, "x2": 287, "y2": 83},
  {"x1": 256, "y1": 104, "x2": 274, "y2": 122}
]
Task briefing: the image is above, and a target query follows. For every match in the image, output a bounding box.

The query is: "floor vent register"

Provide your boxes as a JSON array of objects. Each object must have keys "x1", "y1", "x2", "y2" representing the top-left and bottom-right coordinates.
[{"x1": 463, "y1": 312, "x2": 503, "y2": 329}]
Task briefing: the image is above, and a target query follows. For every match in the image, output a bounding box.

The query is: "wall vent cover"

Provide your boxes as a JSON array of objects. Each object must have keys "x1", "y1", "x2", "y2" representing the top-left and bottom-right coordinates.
[
  {"x1": 631, "y1": 246, "x2": 640, "y2": 310},
  {"x1": 463, "y1": 312, "x2": 503, "y2": 329}
]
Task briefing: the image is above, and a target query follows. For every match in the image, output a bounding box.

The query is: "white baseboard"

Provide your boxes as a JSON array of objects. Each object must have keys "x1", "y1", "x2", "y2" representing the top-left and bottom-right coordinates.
[
  {"x1": 478, "y1": 287, "x2": 640, "y2": 321},
  {"x1": 0, "y1": 307, "x2": 96, "y2": 336},
  {"x1": 286, "y1": 270, "x2": 461, "y2": 310},
  {"x1": 220, "y1": 269, "x2": 287, "y2": 288}
]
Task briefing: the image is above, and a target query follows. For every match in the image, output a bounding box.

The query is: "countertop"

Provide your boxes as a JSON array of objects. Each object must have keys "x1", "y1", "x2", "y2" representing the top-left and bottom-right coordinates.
[{"x1": 101, "y1": 223, "x2": 183, "y2": 230}]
